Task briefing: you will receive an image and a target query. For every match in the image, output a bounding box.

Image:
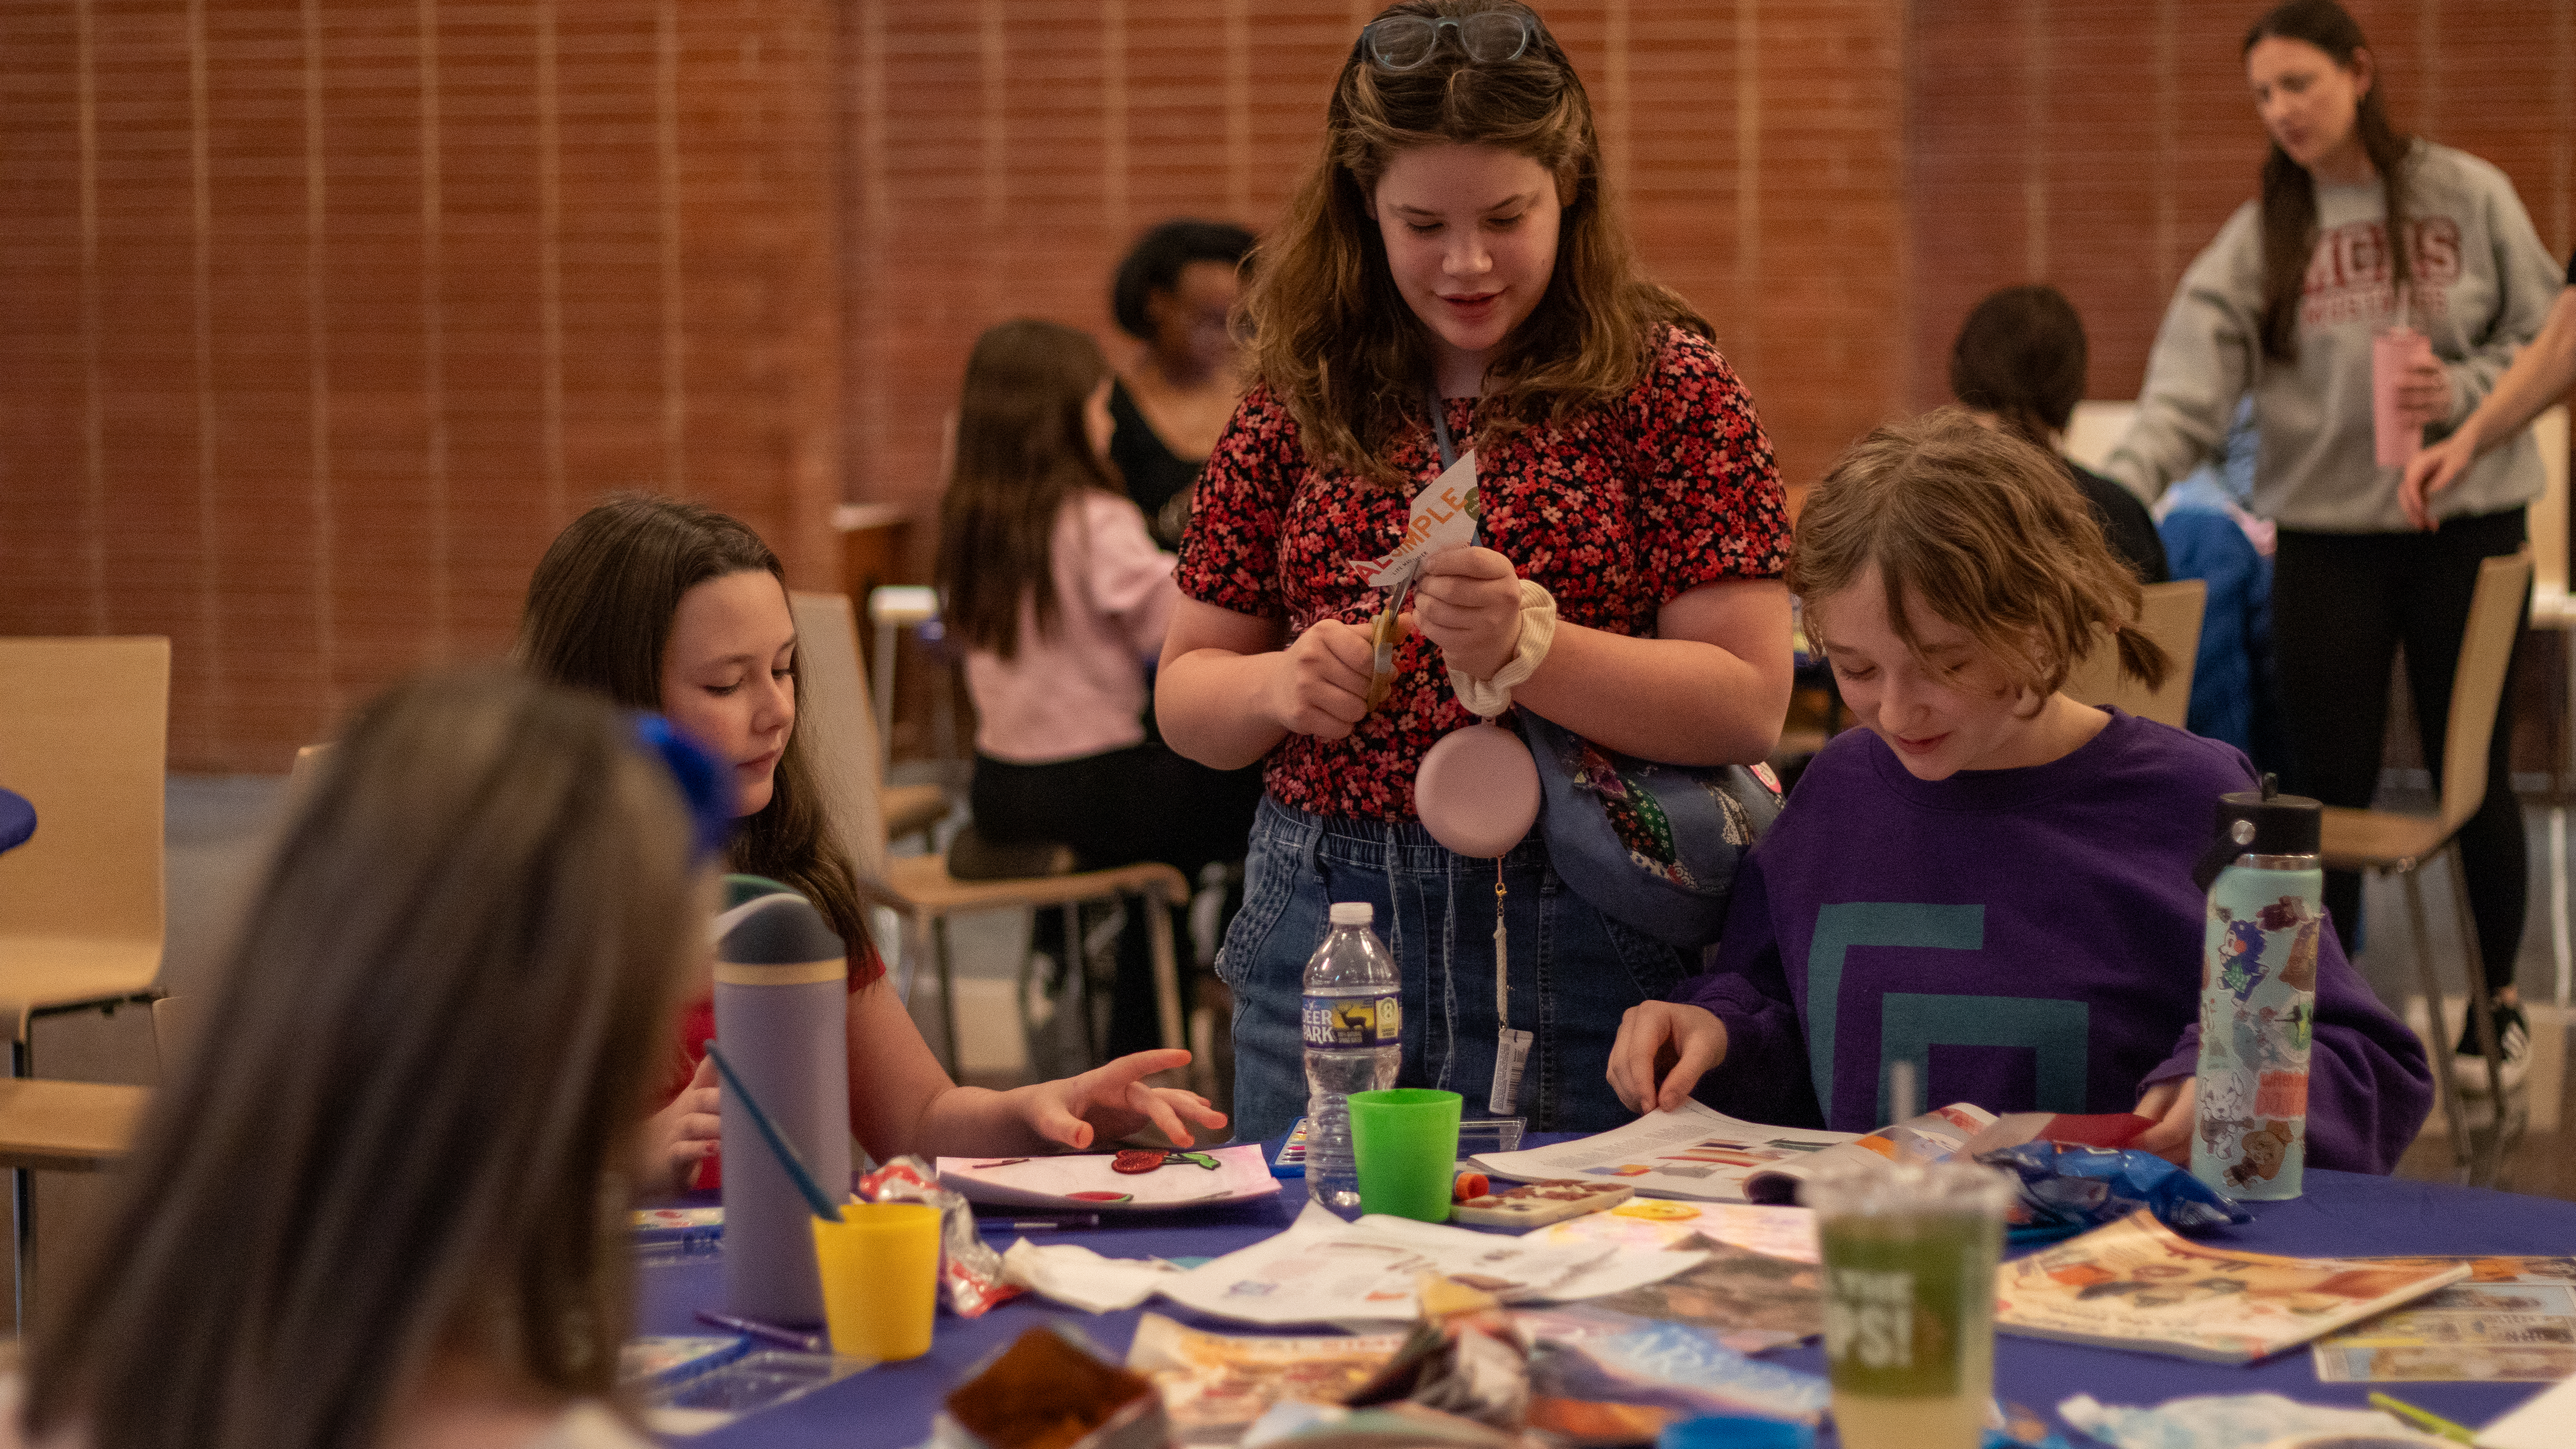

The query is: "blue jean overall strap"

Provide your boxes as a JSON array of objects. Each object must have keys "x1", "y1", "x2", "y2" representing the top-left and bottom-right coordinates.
[{"x1": 1215, "y1": 795, "x2": 1691, "y2": 1142}]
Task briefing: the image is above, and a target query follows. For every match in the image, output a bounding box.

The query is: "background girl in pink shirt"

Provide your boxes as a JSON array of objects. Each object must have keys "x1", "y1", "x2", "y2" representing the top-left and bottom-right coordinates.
[{"x1": 936, "y1": 320, "x2": 1263, "y2": 1059}]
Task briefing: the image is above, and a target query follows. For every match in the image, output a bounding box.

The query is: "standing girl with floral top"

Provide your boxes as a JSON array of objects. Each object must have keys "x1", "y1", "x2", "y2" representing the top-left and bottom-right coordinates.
[{"x1": 1157, "y1": 0, "x2": 1794, "y2": 1139}]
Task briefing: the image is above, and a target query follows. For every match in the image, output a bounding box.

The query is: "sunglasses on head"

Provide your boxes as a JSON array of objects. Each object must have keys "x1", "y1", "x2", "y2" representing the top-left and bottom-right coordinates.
[{"x1": 1358, "y1": 9, "x2": 1540, "y2": 72}]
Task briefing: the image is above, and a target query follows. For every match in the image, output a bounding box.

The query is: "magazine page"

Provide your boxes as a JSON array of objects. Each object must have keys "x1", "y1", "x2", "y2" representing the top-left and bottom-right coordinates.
[
  {"x1": 1737, "y1": 1103, "x2": 2002, "y2": 1203},
  {"x1": 2309, "y1": 1255, "x2": 2576, "y2": 1382},
  {"x1": 1471, "y1": 1101, "x2": 1856, "y2": 1202},
  {"x1": 1535, "y1": 1236, "x2": 1821, "y2": 1355},
  {"x1": 1126, "y1": 1313, "x2": 1406, "y2": 1445},
  {"x1": 1996, "y1": 1210, "x2": 2470, "y2": 1364},
  {"x1": 1538, "y1": 1200, "x2": 1817, "y2": 1262}
]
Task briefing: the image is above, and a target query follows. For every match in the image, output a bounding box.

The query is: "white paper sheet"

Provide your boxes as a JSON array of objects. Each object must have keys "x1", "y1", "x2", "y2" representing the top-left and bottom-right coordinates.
[
  {"x1": 2479, "y1": 1372, "x2": 2576, "y2": 1449},
  {"x1": 935, "y1": 1144, "x2": 1279, "y2": 1211},
  {"x1": 1471, "y1": 1101, "x2": 1856, "y2": 1202},
  {"x1": 1156, "y1": 1202, "x2": 1699, "y2": 1326},
  {"x1": 999, "y1": 1238, "x2": 1183, "y2": 1313}
]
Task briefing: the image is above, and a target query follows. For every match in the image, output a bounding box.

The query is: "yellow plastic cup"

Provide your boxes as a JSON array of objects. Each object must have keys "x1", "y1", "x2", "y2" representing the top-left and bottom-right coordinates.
[{"x1": 809, "y1": 1203, "x2": 942, "y2": 1361}]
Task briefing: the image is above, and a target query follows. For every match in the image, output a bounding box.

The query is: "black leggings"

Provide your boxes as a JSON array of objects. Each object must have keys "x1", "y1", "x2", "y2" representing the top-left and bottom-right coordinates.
[
  {"x1": 2270, "y1": 509, "x2": 2527, "y2": 991},
  {"x1": 971, "y1": 742, "x2": 1264, "y2": 1058}
]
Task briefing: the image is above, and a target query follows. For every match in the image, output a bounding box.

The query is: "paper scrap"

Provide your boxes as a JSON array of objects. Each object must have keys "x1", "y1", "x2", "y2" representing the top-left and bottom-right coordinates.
[
  {"x1": 1000, "y1": 1238, "x2": 1184, "y2": 1314},
  {"x1": 1358, "y1": 452, "x2": 1479, "y2": 589}
]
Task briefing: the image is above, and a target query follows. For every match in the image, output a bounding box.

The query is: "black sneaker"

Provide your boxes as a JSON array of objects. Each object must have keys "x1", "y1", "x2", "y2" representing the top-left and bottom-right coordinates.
[{"x1": 2451, "y1": 1001, "x2": 2530, "y2": 1095}]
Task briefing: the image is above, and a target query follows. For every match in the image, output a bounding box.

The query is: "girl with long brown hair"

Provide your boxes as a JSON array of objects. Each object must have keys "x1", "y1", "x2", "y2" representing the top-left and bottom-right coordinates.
[
  {"x1": 1610, "y1": 410, "x2": 2430, "y2": 1175},
  {"x1": 523, "y1": 496, "x2": 1222, "y2": 1189},
  {"x1": 935, "y1": 320, "x2": 1261, "y2": 1060},
  {"x1": 13, "y1": 668, "x2": 718, "y2": 1449},
  {"x1": 1155, "y1": 0, "x2": 1794, "y2": 1139},
  {"x1": 2102, "y1": 0, "x2": 2561, "y2": 1079}
]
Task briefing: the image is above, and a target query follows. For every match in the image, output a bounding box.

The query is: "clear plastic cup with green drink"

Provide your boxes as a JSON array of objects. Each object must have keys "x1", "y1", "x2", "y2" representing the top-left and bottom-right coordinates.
[{"x1": 1804, "y1": 1156, "x2": 2013, "y2": 1449}]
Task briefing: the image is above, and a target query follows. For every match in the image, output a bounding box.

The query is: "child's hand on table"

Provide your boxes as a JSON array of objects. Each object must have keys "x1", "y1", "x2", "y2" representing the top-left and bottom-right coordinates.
[
  {"x1": 1413, "y1": 546, "x2": 1525, "y2": 682},
  {"x1": 2129, "y1": 1078, "x2": 2197, "y2": 1165},
  {"x1": 1607, "y1": 1001, "x2": 1729, "y2": 1114},
  {"x1": 638, "y1": 1053, "x2": 722, "y2": 1194},
  {"x1": 1023, "y1": 1048, "x2": 1229, "y2": 1150}
]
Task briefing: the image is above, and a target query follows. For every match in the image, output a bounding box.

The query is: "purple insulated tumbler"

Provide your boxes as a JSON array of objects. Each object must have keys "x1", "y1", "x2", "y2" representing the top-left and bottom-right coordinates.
[{"x1": 715, "y1": 885, "x2": 853, "y2": 1326}]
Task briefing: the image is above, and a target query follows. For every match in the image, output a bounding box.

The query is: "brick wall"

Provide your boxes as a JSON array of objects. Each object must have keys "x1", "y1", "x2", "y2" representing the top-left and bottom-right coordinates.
[
  {"x1": 0, "y1": 0, "x2": 842, "y2": 772},
  {"x1": 53, "y1": 5, "x2": 2557, "y2": 770},
  {"x1": 841, "y1": 0, "x2": 1910, "y2": 547},
  {"x1": 1910, "y1": 1, "x2": 2576, "y2": 414}
]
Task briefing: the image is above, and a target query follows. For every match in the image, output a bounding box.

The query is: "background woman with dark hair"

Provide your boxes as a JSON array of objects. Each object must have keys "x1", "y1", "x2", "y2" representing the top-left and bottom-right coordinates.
[
  {"x1": 523, "y1": 495, "x2": 1225, "y2": 1188},
  {"x1": 2102, "y1": 0, "x2": 2562, "y2": 1074},
  {"x1": 13, "y1": 669, "x2": 705, "y2": 1449},
  {"x1": 1108, "y1": 218, "x2": 1257, "y2": 546},
  {"x1": 1949, "y1": 283, "x2": 2168, "y2": 584}
]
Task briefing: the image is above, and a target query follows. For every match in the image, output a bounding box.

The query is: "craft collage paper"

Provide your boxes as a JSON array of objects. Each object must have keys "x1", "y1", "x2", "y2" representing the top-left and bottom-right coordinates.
[{"x1": 935, "y1": 1145, "x2": 1279, "y2": 1211}]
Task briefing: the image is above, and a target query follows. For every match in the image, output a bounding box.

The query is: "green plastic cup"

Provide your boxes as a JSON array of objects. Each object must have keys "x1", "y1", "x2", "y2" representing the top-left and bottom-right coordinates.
[{"x1": 1349, "y1": 1087, "x2": 1464, "y2": 1220}]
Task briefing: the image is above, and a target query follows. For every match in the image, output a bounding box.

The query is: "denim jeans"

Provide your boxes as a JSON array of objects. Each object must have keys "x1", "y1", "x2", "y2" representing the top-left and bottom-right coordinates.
[{"x1": 1216, "y1": 794, "x2": 1692, "y2": 1143}]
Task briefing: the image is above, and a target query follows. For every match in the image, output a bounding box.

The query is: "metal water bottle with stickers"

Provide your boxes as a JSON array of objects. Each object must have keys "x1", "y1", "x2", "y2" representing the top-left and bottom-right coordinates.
[
  {"x1": 1303, "y1": 901, "x2": 1400, "y2": 1215},
  {"x1": 2187, "y1": 780, "x2": 2324, "y2": 1202}
]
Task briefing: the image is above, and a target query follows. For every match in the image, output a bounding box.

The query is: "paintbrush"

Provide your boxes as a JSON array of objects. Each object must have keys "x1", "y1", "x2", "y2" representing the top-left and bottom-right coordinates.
[{"x1": 703, "y1": 1043, "x2": 844, "y2": 1222}]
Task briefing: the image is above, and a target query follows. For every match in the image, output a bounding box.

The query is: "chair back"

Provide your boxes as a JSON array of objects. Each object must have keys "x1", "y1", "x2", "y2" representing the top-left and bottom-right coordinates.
[
  {"x1": 287, "y1": 741, "x2": 331, "y2": 800},
  {"x1": 789, "y1": 592, "x2": 894, "y2": 889},
  {"x1": 2437, "y1": 550, "x2": 2535, "y2": 836},
  {"x1": 151, "y1": 994, "x2": 200, "y2": 1083},
  {"x1": 2061, "y1": 400, "x2": 2139, "y2": 474},
  {"x1": 2064, "y1": 578, "x2": 2206, "y2": 729},
  {"x1": 0, "y1": 637, "x2": 169, "y2": 974},
  {"x1": 2527, "y1": 404, "x2": 2570, "y2": 615}
]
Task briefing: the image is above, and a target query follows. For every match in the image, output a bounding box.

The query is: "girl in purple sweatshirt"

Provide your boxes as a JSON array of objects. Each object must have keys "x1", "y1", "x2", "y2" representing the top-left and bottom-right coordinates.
[{"x1": 1607, "y1": 410, "x2": 2431, "y2": 1173}]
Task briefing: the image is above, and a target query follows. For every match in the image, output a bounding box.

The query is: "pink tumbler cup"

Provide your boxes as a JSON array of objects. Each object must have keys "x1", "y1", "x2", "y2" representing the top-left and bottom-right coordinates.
[{"x1": 2372, "y1": 325, "x2": 2432, "y2": 469}]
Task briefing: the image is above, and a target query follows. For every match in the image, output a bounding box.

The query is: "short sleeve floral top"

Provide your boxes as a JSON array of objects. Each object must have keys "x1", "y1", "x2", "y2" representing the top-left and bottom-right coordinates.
[{"x1": 1175, "y1": 324, "x2": 1789, "y2": 821}]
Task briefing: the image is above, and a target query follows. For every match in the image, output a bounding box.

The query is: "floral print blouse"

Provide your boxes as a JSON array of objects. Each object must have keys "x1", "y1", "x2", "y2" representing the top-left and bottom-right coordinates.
[{"x1": 1176, "y1": 325, "x2": 1789, "y2": 821}]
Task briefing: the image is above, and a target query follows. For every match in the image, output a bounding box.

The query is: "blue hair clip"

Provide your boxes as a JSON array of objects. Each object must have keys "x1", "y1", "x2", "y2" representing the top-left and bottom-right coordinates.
[{"x1": 631, "y1": 713, "x2": 735, "y2": 863}]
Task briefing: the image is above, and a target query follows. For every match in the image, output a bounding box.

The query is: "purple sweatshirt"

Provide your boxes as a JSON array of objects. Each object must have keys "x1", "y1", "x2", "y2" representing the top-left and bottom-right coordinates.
[{"x1": 1677, "y1": 709, "x2": 2432, "y2": 1173}]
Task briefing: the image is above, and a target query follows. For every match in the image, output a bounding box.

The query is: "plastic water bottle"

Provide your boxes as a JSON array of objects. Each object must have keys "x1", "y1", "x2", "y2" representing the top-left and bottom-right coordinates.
[{"x1": 1303, "y1": 901, "x2": 1401, "y2": 1214}]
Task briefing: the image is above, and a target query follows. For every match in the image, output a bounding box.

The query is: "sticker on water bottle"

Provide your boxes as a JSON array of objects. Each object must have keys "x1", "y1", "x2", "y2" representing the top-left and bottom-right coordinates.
[{"x1": 1303, "y1": 993, "x2": 1400, "y2": 1049}]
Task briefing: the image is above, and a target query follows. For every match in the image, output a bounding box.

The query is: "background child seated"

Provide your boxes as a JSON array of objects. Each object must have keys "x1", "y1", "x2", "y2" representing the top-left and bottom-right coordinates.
[
  {"x1": 522, "y1": 496, "x2": 1224, "y2": 1188},
  {"x1": 935, "y1": 319, "x2": 1261, "y2": 1061},
  {"x1": 1607, "y1": 410, "x2": 2430, "y2": 1172}
]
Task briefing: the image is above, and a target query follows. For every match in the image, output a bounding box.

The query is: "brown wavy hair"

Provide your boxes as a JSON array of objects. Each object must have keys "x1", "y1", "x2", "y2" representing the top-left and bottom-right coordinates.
[
  {"x1": 1793, "y1": 409, "x2": 2169, "y2": 708},
  {"x1": 519, "y1": 494, "x2": 869, "y2": 953},
  {"x1": 24, "y1": 668, "x2": 696, "y2": 1449},
  {"x1": 935, "y1": 319, "x2": 1121, "y2": 661},
  {"x1": 2245, "y1": 0, "x2": 2413, "y2": 362},
  {"x1": 1243, "y1": 0, "x2": 1705, "y2": 485}
]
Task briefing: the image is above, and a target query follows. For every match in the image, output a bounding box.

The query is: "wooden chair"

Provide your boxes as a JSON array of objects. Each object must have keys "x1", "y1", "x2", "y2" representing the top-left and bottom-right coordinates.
[
  {"x1": 0, "y1": 638, "x2": 170, "y2": 1058},
  {"x1": 788, "y1": 594, "x2": 1192, "y2": 1079},
  {"x1": 2513, "y1": 405, "x2": 2571, "y2": 1009},
  {"x1": 2317, "y1": 550, "x2": 2533, "y2": 1186},
  {"x1": 2064, "y1": 578, "x2": 2207, "y2": 729}
]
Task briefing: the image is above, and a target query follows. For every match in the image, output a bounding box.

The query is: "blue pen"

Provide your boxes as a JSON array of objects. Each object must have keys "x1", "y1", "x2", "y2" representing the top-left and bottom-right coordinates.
[{"x1": 694, "y1": 1307, "x2": 827, "y2": 1354}]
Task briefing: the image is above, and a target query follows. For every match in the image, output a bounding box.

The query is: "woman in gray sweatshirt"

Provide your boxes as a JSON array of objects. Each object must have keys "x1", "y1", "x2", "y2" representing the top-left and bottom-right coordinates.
[{"x1": 2104, "y1": 0, "x2": 2562, "y2": 1075}]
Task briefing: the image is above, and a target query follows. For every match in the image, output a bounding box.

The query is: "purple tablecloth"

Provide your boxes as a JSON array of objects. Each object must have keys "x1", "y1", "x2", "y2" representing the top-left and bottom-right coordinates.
[
  {"x1": 636, "y1": 1149, "x2": 2576, "y2": 1448},
  {"x1": 0, "y1": 788, "x2": 31, "y2": 855}
]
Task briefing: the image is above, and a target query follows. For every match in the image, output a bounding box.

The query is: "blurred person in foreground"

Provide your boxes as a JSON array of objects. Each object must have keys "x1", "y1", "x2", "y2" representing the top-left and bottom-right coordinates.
[{"x1": 10, "y1": 669, "x2": 722, "y2": 1449}]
